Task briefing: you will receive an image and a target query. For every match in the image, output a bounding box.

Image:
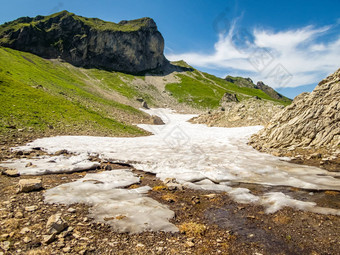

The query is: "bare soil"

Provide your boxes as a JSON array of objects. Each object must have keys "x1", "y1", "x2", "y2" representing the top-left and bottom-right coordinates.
[{"x1": 0, "y1": 140, "x2": 339, "y2": 255}]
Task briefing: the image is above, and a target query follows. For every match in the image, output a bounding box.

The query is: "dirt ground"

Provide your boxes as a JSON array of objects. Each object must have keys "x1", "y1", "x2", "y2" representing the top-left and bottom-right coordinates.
[{"x1": 0, "y1": 142, "x2": 339, "y2": 255}]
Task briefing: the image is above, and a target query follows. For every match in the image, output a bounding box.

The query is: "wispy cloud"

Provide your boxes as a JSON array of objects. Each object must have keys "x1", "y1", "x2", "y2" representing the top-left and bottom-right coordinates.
[{"x1": 166, "y1": 22, "x2": 340, "y2": 88}]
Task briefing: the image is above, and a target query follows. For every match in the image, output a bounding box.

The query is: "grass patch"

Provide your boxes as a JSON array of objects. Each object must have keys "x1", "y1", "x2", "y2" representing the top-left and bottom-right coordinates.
[
  {"x1": 166, "y1": 68, "x2": 291, "y2": 109},
  {"x1": 0, "y1": 47, "x2": 148, "y2": 137}
]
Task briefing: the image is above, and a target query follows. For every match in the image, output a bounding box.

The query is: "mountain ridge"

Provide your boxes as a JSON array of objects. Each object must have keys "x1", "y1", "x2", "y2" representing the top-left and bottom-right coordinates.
[{"x1": 0, "y1": 10, "x2": 167, "y2": 73}]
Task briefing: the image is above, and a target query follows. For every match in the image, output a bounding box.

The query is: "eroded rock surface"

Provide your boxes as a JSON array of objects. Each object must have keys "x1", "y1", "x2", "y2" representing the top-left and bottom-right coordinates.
[{"x1": 249, "y1": 68, "x2": 340, "y2": 161}]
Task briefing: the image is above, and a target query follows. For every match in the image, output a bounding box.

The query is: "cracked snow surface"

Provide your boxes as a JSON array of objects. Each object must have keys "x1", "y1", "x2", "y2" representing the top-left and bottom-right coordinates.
[{"x1": 1, "y1": 108, "x2": 340, "y2": 233}]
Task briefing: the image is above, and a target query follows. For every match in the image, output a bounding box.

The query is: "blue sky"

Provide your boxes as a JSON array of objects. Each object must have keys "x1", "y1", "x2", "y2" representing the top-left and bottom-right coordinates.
[{"x1": 1, "y1": 0, "x2": 339, "y2": 99}]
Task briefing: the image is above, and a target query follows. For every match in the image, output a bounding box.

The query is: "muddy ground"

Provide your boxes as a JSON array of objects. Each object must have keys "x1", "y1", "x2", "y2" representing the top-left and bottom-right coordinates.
[{"x1": 0, "y1": 143, "x2": 339, "y2": 255}]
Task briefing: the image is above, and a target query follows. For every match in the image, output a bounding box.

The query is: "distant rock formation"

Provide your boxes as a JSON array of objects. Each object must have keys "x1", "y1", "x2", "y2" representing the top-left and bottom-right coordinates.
[
  {"x1": 224, "y1": 76, "x2": 291, "y2": 103},
  {"x1": 249, "y1": 68, "x2": 340, "y2": 162},
  {"x1": 220, "y1": 92, "x2": 238, "y2": 106},
  {"x1": 0, "y1": 11, "x2": 167, "y2": 73},
  {"x1": 191, "y1": 98, "x2": 284, "y2": 128}
]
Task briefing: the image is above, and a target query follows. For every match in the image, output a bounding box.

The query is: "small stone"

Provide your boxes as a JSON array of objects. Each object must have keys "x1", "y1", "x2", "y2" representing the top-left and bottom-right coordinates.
[
  {"x1": 186, "y1": 241, "x2": 195, "y2": 247},
  {"x1": 43, "y1": 233, "x2": 56, "y2": 245},
  {"x1": 46, "y1": 214, "x2": 68, "y2": 234},
  {"x1": 0, "y1": 234, "x2": 9, "y2": 239},
  {"x1": 67, "y1": 208, "x2": 76, "y2": 213},
  {"x1": 25, "y1": 205, "x2": 38, "y2": 212},
  {"x1": 151, "y1": 115, "x2": 165, "y2": 125},
  {"x1": 15, "y1": 211, "x2": 24, "y2": 218},
  {"x1": 55, "y1": 149, "x2": 68, "y2": 155},
  {"x1": 63, "y1": 246, "x2": 71, "y2": 253},
  {"x1": 136, "y1": 243, "x2": 145, "y2": 248},
  {"x1": 15, "y1": 151, "x2": 24, "y2": 156},
  {"x1": 141, "y1": 101, "x2": 149, "y2": 109},
  {"x1": 18, "y1": 179, "x2": 42, "y2": 193},
  {"x1": 0, "y1": 241, "x2": 10, "y2": 251},
  {"x1": 20, "y1": 227, "x2": 30, "y2": 234},
  {"x1": 204, "y1": 194, "x2": 217, "y2": 199},
  {"x1": 3, "y1": 169, "x2": 20, "y2": 177},
  {"x1": 23, "y1": 237, "x2": 31, "y2": 243},
  {"x1": 25, "y1": 162, "x2": 33, "y2": 167}
]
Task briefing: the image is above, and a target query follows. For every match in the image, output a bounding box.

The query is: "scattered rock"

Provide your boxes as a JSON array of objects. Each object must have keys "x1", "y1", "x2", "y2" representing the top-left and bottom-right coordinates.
[
  {"x1": 186, "y1": 241, "x2": 195, "y2": 247},
  {"x1": 164, "y1": 178, "x2": 183, "y2": 191},
  {"x1": 67, "y1": 208, "x2": 76, "y2": 213},
  {"x1": 18, "y1": 179, "x2": 42, "y2": 193},
  {"x1": 25, "y1": 205, "x2": 38, "y2": 212},
  {"x1": 15, "y1": 151, "x2": 23, "y2": 156},
  {"x1": 15, "y1": 211, "x2": 24, "y2": 218},
  {"x1": 46, "y1": 213, "x2": 68, "y2": 234},
  {"x1": 43, "y1": 233, "x2": 56, "y2": 245},
  {"x1": 63, "y1": 246, "x2": 71, "y2": 253},
  {"x1": 20, "y1": 227, "x2": 30, "y2": 234},
  {"x1": 3, "y1": 169, "x2": 19, "y2": 177},
  {"x1": 55, "y1": 149, "x2": 68, "y2": 156},
  {"x1": 151, "y1": 115, "x2": 165, "y2": 125},
  {"x1": 23, "y1": 237, "x2": 31, "y2": 243},
  {"x1": 142, "y1": 101, "x2": 149, "y2": 109},
  {"x1": 0, "y1": 241, "x2": 10, "y2": 251},
  {"x1": 191, "y1": 196, "x2": 200, "y2": 205},
  {"x1": 25, "y1": 162, "x2": 33, "y2": 167},
  {"x1": 220, "y1": 92, "x2": 239, "y2": 105}
]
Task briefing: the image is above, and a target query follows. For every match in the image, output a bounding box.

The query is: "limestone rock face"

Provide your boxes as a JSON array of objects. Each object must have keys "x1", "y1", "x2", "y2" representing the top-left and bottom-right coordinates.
[
  {"x1": 249, "y1": 68, "x2": 340, "y2": 157},
  {"x1": 0, "y1": 11, "x2": 167, "y2": 73}
]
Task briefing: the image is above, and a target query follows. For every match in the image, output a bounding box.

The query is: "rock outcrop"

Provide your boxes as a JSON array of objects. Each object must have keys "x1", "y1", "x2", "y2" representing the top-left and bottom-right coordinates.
[
  {"x1": 224, "y1": 76, "x2": 291, "y2": 103},
  {"x1": 0, "y1": 11, "x2": 167, "y2": 73},
  {"x1": 191, "y1": 98, "x2": 284, "y2": 128},
  {"x1": 220, "y1": 92, "x2": 239, "y2": 106},
  {"x1": 249, "y1": 68, "x2": 340, "y2": 162}
]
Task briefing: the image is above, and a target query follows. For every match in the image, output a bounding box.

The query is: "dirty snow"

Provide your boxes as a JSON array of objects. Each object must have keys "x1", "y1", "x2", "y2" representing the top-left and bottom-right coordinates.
[
  {"x1": 1, "y1": 154, "x2": 99, "y2": 175},
  {"x1": 2, "y1": 108, "x2": 340, "y2": 226},
  {"x1": 45, "y1": 169, "x2": 178, "y2": 233}
]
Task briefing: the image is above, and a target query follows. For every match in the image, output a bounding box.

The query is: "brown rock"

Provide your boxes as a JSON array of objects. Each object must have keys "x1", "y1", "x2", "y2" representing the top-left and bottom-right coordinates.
[
  {"x1": 3, "y1": 169, "x2": 19, "y2": 177},
  {"x1": 18, "y1": 179, "x2": 42, "y2": 193},
  {"x1": 46, "y1": 214, "x2": 68, "y2": 234}
]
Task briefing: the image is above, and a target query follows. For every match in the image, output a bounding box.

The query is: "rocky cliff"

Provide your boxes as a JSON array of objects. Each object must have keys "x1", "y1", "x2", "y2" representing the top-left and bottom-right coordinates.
[
  {"x1": 249, "y1": 68, "x2": 340, "y2": 167},
  {"x1": 0, "y1": 11, "x2": 167, "y2": 73}
]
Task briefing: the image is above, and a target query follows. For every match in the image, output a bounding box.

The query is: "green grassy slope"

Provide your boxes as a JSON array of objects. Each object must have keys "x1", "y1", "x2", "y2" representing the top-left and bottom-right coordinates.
[
  {"x1": 166, "y1": 63, "x2": 291, "y2": 109},
  {"x1": 0, "y1": 47, "x2": 291, "y2": 143},
  {"x1": 0, "y1": 47, "x2": 149, "y2": 138}
]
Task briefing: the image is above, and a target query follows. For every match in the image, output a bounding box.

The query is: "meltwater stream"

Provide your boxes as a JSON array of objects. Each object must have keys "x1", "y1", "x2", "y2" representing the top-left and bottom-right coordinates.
[{"x1": 1, "y1": 108, "x2": 340, "y2": 232}]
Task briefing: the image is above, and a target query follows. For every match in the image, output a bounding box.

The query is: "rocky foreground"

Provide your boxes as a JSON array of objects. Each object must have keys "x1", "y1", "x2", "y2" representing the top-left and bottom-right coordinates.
[
  {"x1": 0, "y1": 147, "x2": 339, "y2": 255},
  {"x1": 249, "y1": 68, "x2": 340, "y2": 171}
]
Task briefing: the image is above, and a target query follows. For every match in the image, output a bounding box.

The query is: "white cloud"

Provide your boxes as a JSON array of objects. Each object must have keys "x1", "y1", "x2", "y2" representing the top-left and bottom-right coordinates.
[{"x1": 166, "y1": 23, "x2": 340, "y2": 88}]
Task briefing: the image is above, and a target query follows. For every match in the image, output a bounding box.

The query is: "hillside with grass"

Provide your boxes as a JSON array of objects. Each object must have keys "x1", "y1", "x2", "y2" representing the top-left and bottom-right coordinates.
[{"x1": 0, "y1": 45, "x2": 291, "y2": 144}]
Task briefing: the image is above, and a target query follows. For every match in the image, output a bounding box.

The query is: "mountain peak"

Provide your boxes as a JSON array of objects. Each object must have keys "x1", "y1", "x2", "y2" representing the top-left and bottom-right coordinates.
[{"x1": 0, "y1": 11, "x2": 167, "y2": 73}]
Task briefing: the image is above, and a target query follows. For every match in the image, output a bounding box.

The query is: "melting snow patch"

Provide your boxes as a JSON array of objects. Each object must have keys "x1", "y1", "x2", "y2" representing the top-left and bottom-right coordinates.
[
  {"x1": 45, "y1": 169, "x2": 178, "y2": 233},
  {"x1": 0, "y1": 155, "x2": 99, "y2": 175},
  {"x1": 261, "y1": 192, "x2": 340, "y2": 216},
  {"x1": 3, "y1": 108, "x2": 340, "y2": 216}
]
